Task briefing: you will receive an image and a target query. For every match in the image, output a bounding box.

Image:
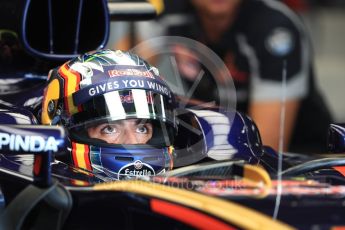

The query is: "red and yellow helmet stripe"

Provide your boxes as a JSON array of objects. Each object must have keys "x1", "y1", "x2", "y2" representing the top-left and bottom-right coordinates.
[
  {"x1": 71, "y1": 142, "x2": 92, "y2": 171},
  {"x1": 58, "y1": 63, "x2": 83, "y2": 116}
]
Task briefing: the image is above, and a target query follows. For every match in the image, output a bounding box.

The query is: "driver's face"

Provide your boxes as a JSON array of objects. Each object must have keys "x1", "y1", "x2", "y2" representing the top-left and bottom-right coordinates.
[
  {"x1": 87, "y1": 119, "x2": 153, "y2": 144},
  {"x1": 190, "y1": 0, "x2": 242, "y2": 17}
]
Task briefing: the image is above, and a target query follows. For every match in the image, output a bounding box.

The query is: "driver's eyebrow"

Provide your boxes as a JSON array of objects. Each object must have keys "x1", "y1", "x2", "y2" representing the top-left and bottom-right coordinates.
[{"x1": 135, "y1": 119, "x2": 150, "y2": 126}]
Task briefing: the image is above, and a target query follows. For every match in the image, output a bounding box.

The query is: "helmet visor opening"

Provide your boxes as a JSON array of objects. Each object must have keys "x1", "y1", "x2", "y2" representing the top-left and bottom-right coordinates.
[{"x1": 67, "y1": 89, "x2": 176, "y2": 146}]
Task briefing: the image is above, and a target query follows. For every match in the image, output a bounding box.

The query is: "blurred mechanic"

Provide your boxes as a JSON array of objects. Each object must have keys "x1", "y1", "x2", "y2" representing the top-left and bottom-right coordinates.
[
  {"x1": 41, "y1": 49, "x2": 176, "y2": 178},
  {"x1": 116, "y1": 0, "x2": 332, "y2": 154}
]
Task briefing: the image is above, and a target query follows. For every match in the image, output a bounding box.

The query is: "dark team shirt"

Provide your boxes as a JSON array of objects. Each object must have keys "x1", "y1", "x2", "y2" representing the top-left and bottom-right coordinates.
[{"x1": 164, "y1": 0, "x2": 332, "y2": 153}]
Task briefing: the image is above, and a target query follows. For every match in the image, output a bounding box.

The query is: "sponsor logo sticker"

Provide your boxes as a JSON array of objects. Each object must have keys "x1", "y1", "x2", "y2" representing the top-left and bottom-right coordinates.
[
  {"x1": 108, "y1": 68, "x2": 154, "y2": 79},
  {"x1": 0, "y1": 133, "x2": 59, "y2": 152},
  {"x1": 118, "y1": 160, "x2": 155, "y2": 179}
]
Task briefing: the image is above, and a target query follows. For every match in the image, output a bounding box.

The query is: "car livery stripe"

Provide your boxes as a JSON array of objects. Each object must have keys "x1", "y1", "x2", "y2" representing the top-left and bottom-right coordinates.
[
  {"x1": 151, "y1": 199, "x2": 236, "y2": 230},
  {"x1": 33, "y1": 155, "x2": 42, "y2": 176},
  {"x1": 333, "y1": 166, "x2": 345, "y2": 177},
  {"x1": 331, "y1": 226, "x2": 345, "y2": 230},
  {"x1": 94, "y1": 180, "x2": 294, "y2": 230},
  {"x1": 59, "y1": 63, "x2": 82, "y2": 116},
  {"x1": 72, "y1": 142, "x2": 91, "y2": 171},
  {"x1": 71, "y1": 179, "x2": 90, "y2": 186}
]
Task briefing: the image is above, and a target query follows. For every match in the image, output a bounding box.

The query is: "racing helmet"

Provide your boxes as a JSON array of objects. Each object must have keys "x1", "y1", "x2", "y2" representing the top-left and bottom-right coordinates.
[{"x1": 41, "y1": 49, "x2": 176, "y2": 180}]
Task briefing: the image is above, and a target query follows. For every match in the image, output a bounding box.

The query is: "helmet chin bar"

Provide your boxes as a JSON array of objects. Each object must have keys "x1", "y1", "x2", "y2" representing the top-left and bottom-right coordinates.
[{"x1": 87, "y1": 144, "x2": 173, "y2": 180}]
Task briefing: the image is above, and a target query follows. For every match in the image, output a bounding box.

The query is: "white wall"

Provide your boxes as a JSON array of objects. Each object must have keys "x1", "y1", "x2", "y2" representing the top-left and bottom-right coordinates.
[{"x1": 303, "y1": 8, "x2": 345, "y2": 122}]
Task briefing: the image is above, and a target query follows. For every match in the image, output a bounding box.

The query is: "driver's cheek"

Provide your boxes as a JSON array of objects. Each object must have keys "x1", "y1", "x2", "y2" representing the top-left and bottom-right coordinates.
[
  {"x1": 101, "y1": 133, "x2": 121, "y2": 144},
  {"x1": 136, "y1": 133, "x2": 151, "y2": 144}
]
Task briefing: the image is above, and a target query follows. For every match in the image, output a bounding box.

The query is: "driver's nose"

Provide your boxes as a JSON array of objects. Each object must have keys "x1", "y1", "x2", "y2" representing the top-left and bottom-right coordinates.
[{"x1": 122, "y1": 130, "x2": 139, "y2": 144}]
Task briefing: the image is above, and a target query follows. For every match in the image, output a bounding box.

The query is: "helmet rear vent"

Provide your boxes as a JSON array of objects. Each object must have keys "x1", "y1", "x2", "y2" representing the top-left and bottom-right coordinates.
[{"x1": 115, "y1": 156, "x2": 134, "y2": 162}]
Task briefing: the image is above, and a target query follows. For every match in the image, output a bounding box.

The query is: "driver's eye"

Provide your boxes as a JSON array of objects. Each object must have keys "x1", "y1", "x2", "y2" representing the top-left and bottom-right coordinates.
[
  {"x1": 136, "y1": 125, "x2": 148, "y2": 134},
  {"x1": 101, "y1": 125, "x2": 117, "y2": 134}
]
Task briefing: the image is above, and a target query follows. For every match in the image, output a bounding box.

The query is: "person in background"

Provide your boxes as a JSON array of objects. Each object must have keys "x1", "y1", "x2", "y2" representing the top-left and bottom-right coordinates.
[{"x1": 114, "y1": 0, "x2": 332, "y2": 154}]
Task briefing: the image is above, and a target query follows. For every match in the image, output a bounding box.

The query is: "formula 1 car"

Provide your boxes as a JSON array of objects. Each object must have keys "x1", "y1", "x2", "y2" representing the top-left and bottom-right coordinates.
[
  {"x1": 2, "y1": 68, "x2": 345, "y2": 229},
  {"x1": 1, "y1": 0, "x2": 345, "y2": 229},
  {"x1": 2, "y1": 89, "x2": 345, "y2": 230}
]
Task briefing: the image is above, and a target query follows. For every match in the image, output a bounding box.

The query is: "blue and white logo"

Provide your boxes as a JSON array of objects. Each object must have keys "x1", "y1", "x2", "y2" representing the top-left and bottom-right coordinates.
[
  {"x1": 118, "y1": 160, "x2": 155, "y2": 180},
  {"x1": 265, "y1": 28, "x2": 294, "y2": 56},
  {"x1": 0, "y1": 133, "x2": 59, "y2": 152}
]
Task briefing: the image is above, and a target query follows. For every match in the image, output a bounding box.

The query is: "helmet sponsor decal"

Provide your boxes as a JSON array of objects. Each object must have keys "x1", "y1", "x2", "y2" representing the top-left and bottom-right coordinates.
[
  {"x1": 120, "y1": 91, "x2": 154, "y2": 104},
  {"x1": 108, "y1": 67, "x2": 154, "y2": 79},
  {"x1": 73, "y1": 77, "x2": 172, "y2": 105},
  {"x1": 118, "y1": 160, "x2": 155, "y2": 179}
]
